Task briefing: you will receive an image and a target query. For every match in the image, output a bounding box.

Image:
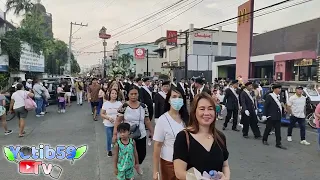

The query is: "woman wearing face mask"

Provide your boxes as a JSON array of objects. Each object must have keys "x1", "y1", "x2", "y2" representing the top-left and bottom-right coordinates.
[
  {"x1": 153, "y1": 88, "x2": 189, "y2": 180},
  {"x1": 173, "y1": 92, "x2": 230, "y2": 180}
]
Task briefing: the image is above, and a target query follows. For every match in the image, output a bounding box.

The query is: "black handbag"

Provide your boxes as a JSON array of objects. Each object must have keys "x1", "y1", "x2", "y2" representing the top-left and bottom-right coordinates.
[{"x1": 129, "y1": 105, "x2": 142, "y2": 139}]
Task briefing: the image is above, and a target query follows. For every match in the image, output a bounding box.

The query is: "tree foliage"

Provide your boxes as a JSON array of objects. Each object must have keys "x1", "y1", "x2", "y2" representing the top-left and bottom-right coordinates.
[
  {"x1": 1, "y1": 0, "x2": 81, "y2": 75},
  {"x1": 108, "y1": 53, "x2": 133, "y2": 76}
]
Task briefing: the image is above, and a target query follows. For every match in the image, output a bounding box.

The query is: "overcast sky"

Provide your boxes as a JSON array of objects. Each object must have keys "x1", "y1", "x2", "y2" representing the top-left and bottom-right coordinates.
[{"x1": 1, "y1": 0, "x2": 319, "y2": 67}]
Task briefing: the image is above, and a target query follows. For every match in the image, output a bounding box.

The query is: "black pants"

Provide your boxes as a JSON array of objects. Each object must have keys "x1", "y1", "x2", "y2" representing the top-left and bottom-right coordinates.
[
  {"x1": 262, "y1": 120, "x2": 282, "y2": 145},
  {"x1": 134, "y1": 136, "x2": 146, "y2": 164},
  {"x1": 287, "y1": 116, "x2": 306, "y2": 141},
  {"x1": 224, "y1": 109, "x2": 238, "y2": 129},
  {"x1": 242, "y1": 112, "x2": 261, "y2": 137},
  {"x1": 147, "y1": 104, "x2": 154, "y2": 121}
]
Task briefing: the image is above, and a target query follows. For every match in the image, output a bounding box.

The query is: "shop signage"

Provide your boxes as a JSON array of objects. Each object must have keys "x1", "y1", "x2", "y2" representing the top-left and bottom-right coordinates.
[
  {"x1": 166, "y1": 30, "x2": 177, "y2": 46},
  {"x1": 20, "y1": 42, "x2": 45, "y2": 72},
  {"x1": 238, "y1": 8, "x2": 249, "y2": 25},
  {"x1": 99, "y1": 26, "x2": 111, "y2": 39},
  {"x1": 134, "y1": 48, "x2": 145, "y2": 59},
  {"x1": 294, "y1": 59, "x2": 313, "y2": 66},
  {"x1": 194, "y1": 33, "x2": 211, "y2": 38}
]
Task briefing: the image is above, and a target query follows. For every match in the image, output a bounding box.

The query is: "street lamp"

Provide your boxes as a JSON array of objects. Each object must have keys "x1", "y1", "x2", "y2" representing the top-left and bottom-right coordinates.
[{"x1": 99, "y1": 26, "x2": 111, "y2": 78}]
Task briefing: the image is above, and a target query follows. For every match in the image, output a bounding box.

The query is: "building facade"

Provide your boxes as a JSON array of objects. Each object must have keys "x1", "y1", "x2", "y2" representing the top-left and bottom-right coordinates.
[
  {"x1": 159, "y1": 24, "x2": 237, "y2": 82},
  {"x1": 113, "y1": 43, "x2": 168, "y2": 76},
  {"x1": 212, "y1": 17, "x2": 320, "y2": 82}
]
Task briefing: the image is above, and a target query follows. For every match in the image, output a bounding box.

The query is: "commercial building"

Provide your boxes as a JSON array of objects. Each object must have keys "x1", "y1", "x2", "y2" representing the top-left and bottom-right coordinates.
[
  {"x1": 213, "y1": 0, "x2": 320, "y2": 82},
  {"x1": 113, "y1": 42, "x2": 169, "y2": 76},
  {"x1": 0, "y1": 10, "x2": 15, "y2": 72},
  {"x1": 160, "y1": 24, "x2": 237, "y2": 82}
]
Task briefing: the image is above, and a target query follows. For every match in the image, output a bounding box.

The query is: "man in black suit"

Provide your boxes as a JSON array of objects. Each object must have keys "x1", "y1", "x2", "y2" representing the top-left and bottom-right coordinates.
[
  {"x1": 194, "y1": 77, "x2": 211, "y2": 96},
  {"x1": 154, "y1": 81, "x2": 170, "y2": 124},
  {"x1": 240, "y1": 82, "x2": 261, "y2": 138},
  {"x1": 223, "y1": 80, "x2": 240, "y2": 131},
  {"x1": 140, "y1": 77, "x2": 154, "y2": 120},
  {"x1": 177, "y1": 78, "x2": 188, "y2": 105},
  {"x1": 262, "y1": 84, "x2": 287, "y2": 149}
]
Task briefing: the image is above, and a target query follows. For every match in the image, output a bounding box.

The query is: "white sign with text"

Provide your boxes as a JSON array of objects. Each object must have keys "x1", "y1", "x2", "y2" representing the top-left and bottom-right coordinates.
[{"x1": 19, "y1": 42, "x2": 45, "y2": 72}]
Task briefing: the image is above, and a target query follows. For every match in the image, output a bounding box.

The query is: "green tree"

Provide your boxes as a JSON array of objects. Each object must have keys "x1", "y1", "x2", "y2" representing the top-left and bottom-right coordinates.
[
  {"x1": 5, "y1": 0, "x2": 34, "y2": 15},
  {"x1": 116, "y1": 53, "x2": 133, "y2": 76}
]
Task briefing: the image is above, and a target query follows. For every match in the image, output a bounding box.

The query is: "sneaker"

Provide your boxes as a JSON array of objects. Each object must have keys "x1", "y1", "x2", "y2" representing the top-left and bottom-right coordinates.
[
  {"x1": 107, "y1": 151, "x2": 112, "y2": 157},
  {"x1": 40, "y1": 112, "x2": 45, "y2": 115},
  {"x1": 269, "y1": 131, "x2": 275, "y2": 135},
  {"x1": 287, "y1": 136, "x2": 292, "y2": 142},
  {"x1": 300, "y1": 140, "x2": 310, "y2": 145},
  {"x1": 5, "y1": 130, "x2": 13, "y2": 135},
  {"x1": 58, "y1": 110, "x2": 61, "y2": 113},
  {"x1": 36, "y1": 115, "x2": 41, "y2": 117}
]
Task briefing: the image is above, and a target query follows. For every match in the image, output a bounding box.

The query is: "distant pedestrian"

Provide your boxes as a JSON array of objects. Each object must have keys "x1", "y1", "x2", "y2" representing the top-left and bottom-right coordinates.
[
  {"x1": 9, "y1": 83, "x2": 34, "y2": 137},
  {"x1": 0, "y1": 93, "x2": 12, "y2": 135},
  {"x1": 113, "y1": 123, "x2": 140, "y2": 180},
  {"x1": 262, "y1": 84, "x2": 287, "y2": 149},
  {"x1": 100, "y1": 89, "x2": 122, "y2": 157},
  {"x1": 88, "y1": 78, "x2": 101, "y2": 121},
  {"x1": 286, "y1": 86, "x2": 310, "y2": 145},
  {"x1": 32, "y1": 78, "x2": 46, "y2": 117},
  {"x1": 58, "y1": 93, "x2": 66, "y2": 113}
]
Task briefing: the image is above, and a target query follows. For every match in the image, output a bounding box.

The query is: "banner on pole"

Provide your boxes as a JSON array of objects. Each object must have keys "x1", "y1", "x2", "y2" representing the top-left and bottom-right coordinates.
[{"x1": 166, "y1": 30, "x2": 178, "y2": 46}]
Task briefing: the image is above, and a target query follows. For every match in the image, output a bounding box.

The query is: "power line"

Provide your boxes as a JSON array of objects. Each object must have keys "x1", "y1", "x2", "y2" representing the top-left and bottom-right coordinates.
[
  {"x1": 107, "y1": 0, "x2": 187, "y2": 33},
  {"x1": 76, "y1": 0, "x2": 189, "y2": 51},
  {"x1": 125, "y1": 0, "x2": 204, "y2": 43},
  {"x1": 112, "y1": 0, "x2": 201, "y2": 39},
  {"x1": 78, "y1": 0, "x2": 310, "y2": 55}
]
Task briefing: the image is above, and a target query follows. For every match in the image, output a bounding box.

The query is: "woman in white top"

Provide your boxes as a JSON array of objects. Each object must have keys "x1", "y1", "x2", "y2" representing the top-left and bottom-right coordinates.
[
  {"x1": 113, "y1": 86, "x2": 154, "y2": 174},
  {"x1": 9, "y1": 83, "x2": 34, "y2": 137},
  {"x1": 153, "y1": 87, "x2": 189, "y2": 180},
  {"x1": 100, "y1": 89, "x2": 122, "y2": 157}
]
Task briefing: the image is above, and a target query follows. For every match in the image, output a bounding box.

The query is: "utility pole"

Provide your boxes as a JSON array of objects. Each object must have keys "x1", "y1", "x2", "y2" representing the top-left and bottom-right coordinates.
[
  {"x1": 67, "y1": 22, "x2": 88, "y2": 75},
  {"x1": 146, "y1": 49, "x2": 149, "y2": 76},
  {"x1": 184, "y1": 31, "x2": 189, "y2": 80}
]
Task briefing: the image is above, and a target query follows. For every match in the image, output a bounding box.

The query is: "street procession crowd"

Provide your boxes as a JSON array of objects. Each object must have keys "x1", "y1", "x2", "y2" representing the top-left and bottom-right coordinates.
[{"x1": 0, "y1": 75, "x2": 320, "y2": 180}]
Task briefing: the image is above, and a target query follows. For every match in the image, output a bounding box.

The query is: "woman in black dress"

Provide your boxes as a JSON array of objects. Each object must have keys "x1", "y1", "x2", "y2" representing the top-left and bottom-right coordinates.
[{"x1": 173, "y1": 92, "x2": 230, "y2": 180}]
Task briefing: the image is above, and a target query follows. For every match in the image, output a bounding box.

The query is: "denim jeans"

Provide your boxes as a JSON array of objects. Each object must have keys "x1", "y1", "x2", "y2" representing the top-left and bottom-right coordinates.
[
  {"x1": 42, "y1": 99, "x2": 47, "y2": 112},
  {"x1": 105, "y1": 126, "x2": 114, "y2": 152},
  {"x1": 35, "y1": 98, "x2": 44, "y2": 115},
  {"x1": 287, "y1": 116, "x2": 306, "y2": 141},
  {"x1": 97, "y1": 98, "x2": 103, "y2": 115},
  {"x1": 317, "y1": 128, "x2": 320, "y2": 151}
]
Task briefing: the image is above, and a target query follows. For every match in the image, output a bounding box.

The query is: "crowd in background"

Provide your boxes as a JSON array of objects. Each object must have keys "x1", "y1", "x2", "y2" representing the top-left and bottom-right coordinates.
[{"x1": 1, "y1": 75, "x2": 319, "y2": 180}]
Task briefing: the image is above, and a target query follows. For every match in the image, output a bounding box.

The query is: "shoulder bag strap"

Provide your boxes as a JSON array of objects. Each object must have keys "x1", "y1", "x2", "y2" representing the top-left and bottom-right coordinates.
[
  {"x1": 164, "y1": 114, "x2": 176, "y2": 138},
  {"x1": 184, "y1": 130, "x2": 190, "y2": 151}
]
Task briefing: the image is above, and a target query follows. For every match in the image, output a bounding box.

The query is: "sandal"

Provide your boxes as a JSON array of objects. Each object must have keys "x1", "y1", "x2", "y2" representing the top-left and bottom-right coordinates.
[{"x1": 19, "y1": 134, "x2": 25, "y2": 138}]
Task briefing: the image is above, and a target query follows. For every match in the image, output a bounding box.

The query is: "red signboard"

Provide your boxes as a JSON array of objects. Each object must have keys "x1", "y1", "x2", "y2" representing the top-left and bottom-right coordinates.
[
  {"x1": 166, "y1": 30, "x2": 177, "y2": 46},
  {"x1": 134, "y1": 48, "x2": 145, "y2": 59}
]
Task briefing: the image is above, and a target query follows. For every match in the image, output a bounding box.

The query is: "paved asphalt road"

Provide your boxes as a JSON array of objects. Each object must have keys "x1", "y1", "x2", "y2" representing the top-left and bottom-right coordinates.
[{"x1": 0, "y1": 103, "x2": 319, "y2": 180}]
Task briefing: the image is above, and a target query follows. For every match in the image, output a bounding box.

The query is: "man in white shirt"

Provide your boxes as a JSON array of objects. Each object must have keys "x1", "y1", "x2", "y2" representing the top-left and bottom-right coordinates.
[{"x1": 286, "y1": 86, "x2": 310, "y2": 145}]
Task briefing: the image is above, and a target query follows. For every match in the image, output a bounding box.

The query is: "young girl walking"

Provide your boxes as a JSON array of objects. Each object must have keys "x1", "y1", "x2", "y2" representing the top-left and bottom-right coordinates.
[{"x1": 114, "y1": 123, "x2": 140, "y2": 180}]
